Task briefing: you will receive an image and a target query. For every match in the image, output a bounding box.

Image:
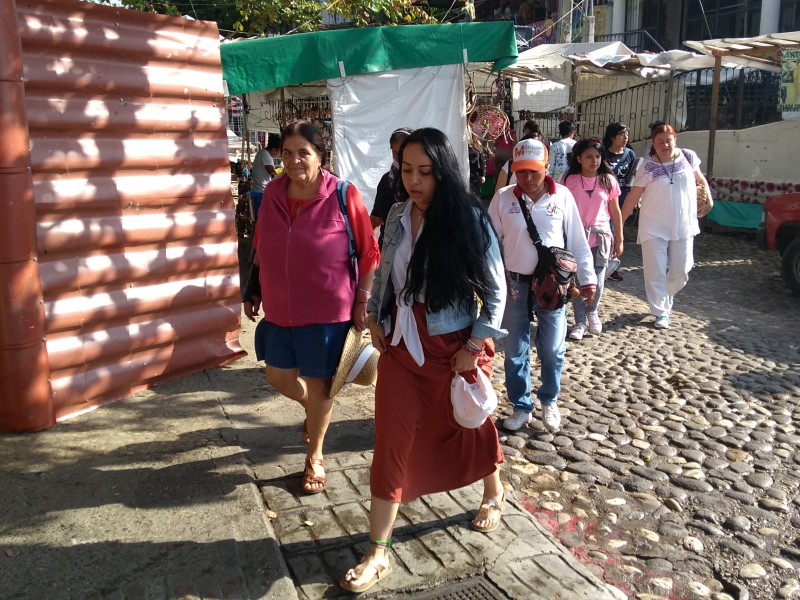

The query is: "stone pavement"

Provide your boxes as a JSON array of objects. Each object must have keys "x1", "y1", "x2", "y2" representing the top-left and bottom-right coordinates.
[
  {"x1": 3, "y1": 228, "x2": 797, "y2": 600},
  {"x1": 491, "y1": 230, "x2": 800, "y2": 600},
  {"x1": 0, "y1": 317, "x2": 616, "y2": 598}
]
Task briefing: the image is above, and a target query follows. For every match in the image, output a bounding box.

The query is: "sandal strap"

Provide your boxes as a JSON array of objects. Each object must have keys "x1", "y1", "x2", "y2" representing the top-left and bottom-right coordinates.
[
  {"x1": 370, "y1": 539, "x2": 393, "y2": 548},
  {"x1": 481, "y1": 492, "x2": 505, "y2": 509},
  {"x1": 307, "y1": 457, "x2": 325, "y2": 467}
]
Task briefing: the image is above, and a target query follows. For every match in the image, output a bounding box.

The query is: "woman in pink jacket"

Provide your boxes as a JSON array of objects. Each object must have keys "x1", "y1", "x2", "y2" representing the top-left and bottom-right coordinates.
[{"x1": 243, "y1": 121, "x2": 379, "y2": 495}]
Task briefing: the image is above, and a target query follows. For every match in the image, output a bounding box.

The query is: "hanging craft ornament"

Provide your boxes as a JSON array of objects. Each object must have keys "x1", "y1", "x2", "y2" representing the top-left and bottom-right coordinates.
[{"x1": 468, "y1": 105, "x2": 509, "y2": 145}]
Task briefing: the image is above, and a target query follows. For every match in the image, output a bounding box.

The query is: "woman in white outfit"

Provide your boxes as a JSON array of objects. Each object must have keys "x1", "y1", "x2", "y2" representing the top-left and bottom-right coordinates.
[{"x1": 620, "y1": 124, "x2": 713, "y2": 329}]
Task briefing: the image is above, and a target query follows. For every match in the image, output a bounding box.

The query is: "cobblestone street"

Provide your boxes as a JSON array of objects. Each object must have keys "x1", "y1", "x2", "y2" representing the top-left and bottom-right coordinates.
[{"x1": 494, "y1": 228, "x2": 800, "y2": 600}]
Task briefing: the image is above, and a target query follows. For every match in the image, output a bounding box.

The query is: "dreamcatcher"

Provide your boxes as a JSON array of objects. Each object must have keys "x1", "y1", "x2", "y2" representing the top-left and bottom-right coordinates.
[{"x1": 468, "y1": 105, "x2": 510, "y2": 146}]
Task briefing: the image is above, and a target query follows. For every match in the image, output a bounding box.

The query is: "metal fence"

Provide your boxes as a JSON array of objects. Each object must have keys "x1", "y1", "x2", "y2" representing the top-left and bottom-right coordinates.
[
  {"x1": 573, "y1": 66, "x2": 782, "y2": 143},
  {"x1": 575, "y1": 78, "x2": 676, "y2": 142},
  {"x1": 680, "y1": 67, "x2": 782, "y2": 132}
]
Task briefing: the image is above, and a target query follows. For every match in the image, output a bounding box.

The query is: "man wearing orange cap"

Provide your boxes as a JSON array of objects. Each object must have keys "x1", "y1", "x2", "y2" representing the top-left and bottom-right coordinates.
[{"x1": 488, "y1": 139, "x2": 596, "y2": 433}]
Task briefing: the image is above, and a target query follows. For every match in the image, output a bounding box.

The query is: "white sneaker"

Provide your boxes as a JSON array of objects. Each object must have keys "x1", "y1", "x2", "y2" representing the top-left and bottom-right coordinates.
[
  {"x1": 654, "y1": 315, "x2": 670, "y2": 329},
  {"x1": 541, "y1": 404, "x2": 561, "y2": 433},
  {"x1": 587, "y1": 311, "x2": 602, "y2": 335},
  {"x1": 503, "y1": 410, "x2": 532, "y2": 431},
  {"x1": 568, "y1": 323, "x2": 587, "y2": 340}
]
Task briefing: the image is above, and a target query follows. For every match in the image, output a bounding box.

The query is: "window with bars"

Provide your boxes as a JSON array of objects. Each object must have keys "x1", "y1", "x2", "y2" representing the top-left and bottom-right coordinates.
[
  {"x1": 782, "y1": 0, "x2": 800, "y2": 30},
  {"x1": 683, "y1": 0, "x2": 762, "y2": 39}
]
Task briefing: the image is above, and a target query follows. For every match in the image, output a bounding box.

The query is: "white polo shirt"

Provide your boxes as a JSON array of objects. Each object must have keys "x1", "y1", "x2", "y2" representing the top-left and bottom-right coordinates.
[{"x1": 488, "y1": 179, "x2": 597, "y2": 288}]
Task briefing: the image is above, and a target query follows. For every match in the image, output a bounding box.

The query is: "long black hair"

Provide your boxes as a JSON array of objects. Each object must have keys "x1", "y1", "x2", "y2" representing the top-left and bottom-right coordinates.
[
  {"x1": 397, "y1": 128, "x2": 495, "y2": 314},
  {"x1": 562, "y1": 137, "x2": 615, "y2": 192}
]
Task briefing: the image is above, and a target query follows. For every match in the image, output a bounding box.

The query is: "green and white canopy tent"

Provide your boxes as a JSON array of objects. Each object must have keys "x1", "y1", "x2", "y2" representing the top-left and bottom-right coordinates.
[{"x1": 220, "y1": 22, "x2": 518, "y2": 209}]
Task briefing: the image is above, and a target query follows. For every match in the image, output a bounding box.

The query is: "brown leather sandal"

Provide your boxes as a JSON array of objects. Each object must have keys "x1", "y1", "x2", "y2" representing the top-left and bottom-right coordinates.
[
  {"x1": 302, "y1": 457, "x2": 327, "y2": 495},
  {"x1": 340, "y1": 555, "x2": 392, "y2": 593},
  {"x1": 470, "y1": 493, "x2": 505, "y2": 533}
]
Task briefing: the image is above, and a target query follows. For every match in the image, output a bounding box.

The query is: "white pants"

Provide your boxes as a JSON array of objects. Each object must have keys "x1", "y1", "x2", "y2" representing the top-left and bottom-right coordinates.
[{"x1": 640, "y1": 237, "x2": 694, "y2": 317}]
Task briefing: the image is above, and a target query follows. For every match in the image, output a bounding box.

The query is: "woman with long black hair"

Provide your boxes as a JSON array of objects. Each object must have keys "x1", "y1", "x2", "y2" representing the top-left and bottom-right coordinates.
[{"x1": 340, "y1": 128, "x2": 507, "y2": 594}]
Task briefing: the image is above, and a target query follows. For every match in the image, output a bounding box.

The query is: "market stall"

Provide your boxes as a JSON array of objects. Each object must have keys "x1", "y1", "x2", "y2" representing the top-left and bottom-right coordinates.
[{"x1": 220, "y1": 22, "x2": 518, "y2": 210}]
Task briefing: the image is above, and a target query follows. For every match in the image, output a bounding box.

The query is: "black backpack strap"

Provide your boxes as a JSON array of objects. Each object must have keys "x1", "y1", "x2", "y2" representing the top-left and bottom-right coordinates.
[{"x1": 336, "y1": 179, "x2": 360, "y2": 284}]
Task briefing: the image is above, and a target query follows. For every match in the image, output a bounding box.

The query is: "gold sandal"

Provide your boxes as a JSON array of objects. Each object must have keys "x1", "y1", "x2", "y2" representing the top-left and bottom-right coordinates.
[
  {"x1": 302, "y1": 457, "x2": 326, "y2": 495},
  {"x1": 470, "y1": 493, "x2": 505, "y2": 533},
  {"x1": 340, "y1": 540, "x2": 393, "y2": 594}
]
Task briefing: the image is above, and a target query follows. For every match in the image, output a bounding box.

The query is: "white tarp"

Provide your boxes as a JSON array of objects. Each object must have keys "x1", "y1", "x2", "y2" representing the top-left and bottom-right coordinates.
[
  {"x1": 515, "y1": 42, "x2": 634, "y2": 85},
  {"x1": 328, "y1": 64, "x2": 468, "y2": 212},
  {"x1": 513, "y1": 41, "x2": 756, "y2": 86}
]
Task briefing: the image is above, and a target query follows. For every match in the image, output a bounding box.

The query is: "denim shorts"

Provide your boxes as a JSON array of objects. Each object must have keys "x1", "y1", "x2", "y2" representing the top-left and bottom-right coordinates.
[{"x1": 254, "y1": 320, "x2": 351, "y2": 379}]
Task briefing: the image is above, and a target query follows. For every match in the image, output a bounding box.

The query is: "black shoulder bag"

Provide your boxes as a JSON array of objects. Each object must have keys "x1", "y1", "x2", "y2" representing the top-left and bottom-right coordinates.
[{"x1": 516, "y1": 193, "x2": 578, "y2": 312}]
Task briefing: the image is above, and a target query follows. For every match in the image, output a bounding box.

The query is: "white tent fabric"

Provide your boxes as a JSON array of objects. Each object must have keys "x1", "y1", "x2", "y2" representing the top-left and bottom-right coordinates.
[
  {"x1": 514, "y1": 42, "x2": 633, "y2": 85},
  {"x1": 328, "y1": 65, "x2": 468, "y2": 212},
  {"x1": 513, "y1": 41, "x2": 761, "y2": 86}
]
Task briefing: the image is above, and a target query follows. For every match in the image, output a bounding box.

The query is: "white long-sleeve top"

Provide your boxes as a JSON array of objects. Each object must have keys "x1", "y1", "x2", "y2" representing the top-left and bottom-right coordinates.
[
  {"x1": 488, "y1": 178, "x2": 597, "y2": 288},
  {"x1": 388, "y1": 202, "x2": 425, "y2": 366}
]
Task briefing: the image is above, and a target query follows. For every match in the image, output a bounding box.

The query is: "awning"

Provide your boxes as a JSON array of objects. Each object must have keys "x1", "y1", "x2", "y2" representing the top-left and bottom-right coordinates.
[
  {"x1": 684, "y1": 31, "x2": 800, "y2": 73},
  {"x1": 506, "y1": 41, "x2": 752, "y2": 85},
  {"x1": 220, "y1": 22, "x2": 518, "y2": 96}
]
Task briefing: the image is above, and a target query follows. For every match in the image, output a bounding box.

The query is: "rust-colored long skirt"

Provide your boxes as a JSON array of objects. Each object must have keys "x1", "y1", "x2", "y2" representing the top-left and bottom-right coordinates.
[{"x1": 370, "y1": 303, "x2": 505, "y2": 503}]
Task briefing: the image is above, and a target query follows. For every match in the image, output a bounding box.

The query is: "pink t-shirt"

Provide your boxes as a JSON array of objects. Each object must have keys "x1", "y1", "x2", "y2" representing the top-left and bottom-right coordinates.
[{"x1": 563, "y1": 174, "x2": 620, "y2": 248}]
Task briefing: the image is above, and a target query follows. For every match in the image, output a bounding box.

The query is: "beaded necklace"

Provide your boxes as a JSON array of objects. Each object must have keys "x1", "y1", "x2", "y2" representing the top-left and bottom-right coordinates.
[
  {"x1": 580, "y1": 174, "x2": 598, "y2": 198},
  {"x1": 656, "y1": 153, "x2": 677, "y2": 185}
]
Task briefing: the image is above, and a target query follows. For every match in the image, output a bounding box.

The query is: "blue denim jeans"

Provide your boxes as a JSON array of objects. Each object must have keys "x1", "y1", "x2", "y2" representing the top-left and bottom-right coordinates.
[
  {"x1": 502, "y1": 278, "x2": 567, "y2": 413},
  {"x1": 573, "y1": 259, "x2": 606, "y2": 325}
]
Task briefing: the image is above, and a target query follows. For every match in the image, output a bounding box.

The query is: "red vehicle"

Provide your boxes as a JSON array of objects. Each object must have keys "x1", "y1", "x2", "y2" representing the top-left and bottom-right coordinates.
[{"x1": 758, "y1": 192, "x2": 800, "y2": 295}]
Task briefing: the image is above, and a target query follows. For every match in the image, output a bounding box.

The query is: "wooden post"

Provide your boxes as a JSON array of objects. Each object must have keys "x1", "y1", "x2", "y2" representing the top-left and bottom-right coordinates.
[{"x1": 706, "y1": 54, "x2": 722, "y2": 178}]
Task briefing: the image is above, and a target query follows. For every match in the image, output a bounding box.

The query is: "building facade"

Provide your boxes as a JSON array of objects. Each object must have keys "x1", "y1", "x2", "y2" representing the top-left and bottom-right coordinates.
[{"x1": 469, "y1": 1, "x2": 798, "y2": 49}]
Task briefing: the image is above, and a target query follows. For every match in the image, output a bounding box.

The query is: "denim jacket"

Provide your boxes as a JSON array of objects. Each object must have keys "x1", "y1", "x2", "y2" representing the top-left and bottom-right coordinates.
[{"x1": 367, "y1": 200, "x2": 507, "y2": 341}]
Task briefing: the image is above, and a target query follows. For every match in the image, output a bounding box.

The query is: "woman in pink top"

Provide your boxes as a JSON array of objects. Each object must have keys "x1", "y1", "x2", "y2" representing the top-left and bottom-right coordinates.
[
  {"x1": 562, "y1": 138, "x2": 623, "y2": 340},
  {"x1": 242, "y1": 121, "x2": 379, "y2": 495}
]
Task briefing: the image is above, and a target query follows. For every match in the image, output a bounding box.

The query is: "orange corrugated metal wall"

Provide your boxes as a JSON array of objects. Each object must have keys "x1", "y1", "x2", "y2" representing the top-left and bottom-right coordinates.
[{"x1": 4, "y1": 0, "x2": 244, "y2": 429}]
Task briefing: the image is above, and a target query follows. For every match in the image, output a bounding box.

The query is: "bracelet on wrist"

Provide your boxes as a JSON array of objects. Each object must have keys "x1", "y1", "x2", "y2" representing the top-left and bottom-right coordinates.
[
  {"x1": 464, "y1": 338, "x2": 483, "y2": 356},
  {"x1": 357, "y1": 287, "x2": 372, "y2": 297},
  {"x1": 464, "y1": 344, "x2": 482, "y2": 357}
]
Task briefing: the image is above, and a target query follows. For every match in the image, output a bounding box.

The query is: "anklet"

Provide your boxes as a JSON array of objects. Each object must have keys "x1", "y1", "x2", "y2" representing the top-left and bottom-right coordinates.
[{"x1": 370, "y1": 539, "x2": 393, "y2": 548}]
